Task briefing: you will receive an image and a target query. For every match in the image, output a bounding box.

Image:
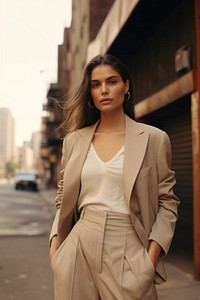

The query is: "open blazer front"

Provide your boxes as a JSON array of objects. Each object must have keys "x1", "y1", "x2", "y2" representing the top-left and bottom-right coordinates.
[{"x1": 50, "y1": 115, "x2": 179, "y2": 284}]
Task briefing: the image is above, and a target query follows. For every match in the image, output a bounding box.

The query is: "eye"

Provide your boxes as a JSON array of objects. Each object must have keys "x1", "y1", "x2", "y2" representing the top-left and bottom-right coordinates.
[
  {"x1": 108, "y1": 78, "x2": 117, "y2": 85},
  {"x1": 91, "y1": 81, "x2": 100, "y2": 88}
]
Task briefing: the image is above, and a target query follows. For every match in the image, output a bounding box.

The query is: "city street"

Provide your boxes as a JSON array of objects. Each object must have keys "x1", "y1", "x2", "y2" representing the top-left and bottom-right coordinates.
[
  {"x1": 1, "y1": 1, "x2": 200, "y2": 300},
  {"x1": 0, "y1": 180, "x2": 55, "y2": 300}
]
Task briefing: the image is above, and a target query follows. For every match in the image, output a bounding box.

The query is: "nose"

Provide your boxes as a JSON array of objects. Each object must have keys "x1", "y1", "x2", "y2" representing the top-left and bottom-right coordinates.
[{"x1": 101, "y1": 83, "x2": 109, "y2": 94}]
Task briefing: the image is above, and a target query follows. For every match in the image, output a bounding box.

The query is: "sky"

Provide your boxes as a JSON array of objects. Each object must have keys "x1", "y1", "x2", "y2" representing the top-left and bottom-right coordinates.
[{"x1": 0, "y1": 0, "x2": 72, "y2": 146}]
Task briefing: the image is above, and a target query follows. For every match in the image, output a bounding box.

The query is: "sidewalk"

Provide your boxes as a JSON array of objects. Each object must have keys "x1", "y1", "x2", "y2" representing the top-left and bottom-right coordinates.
[
  {"x1": 156, "y1": 262, "x2": 200, "y2": 299},
  {"x1": 39, "y1": 188, "x2": 200, "y2": 300}
]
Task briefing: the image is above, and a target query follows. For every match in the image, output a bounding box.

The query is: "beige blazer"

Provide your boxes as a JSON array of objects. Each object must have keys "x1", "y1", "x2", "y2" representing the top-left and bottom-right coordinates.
[{"x1": 50, "y1": 115, "x2": 179, "y2": 284}]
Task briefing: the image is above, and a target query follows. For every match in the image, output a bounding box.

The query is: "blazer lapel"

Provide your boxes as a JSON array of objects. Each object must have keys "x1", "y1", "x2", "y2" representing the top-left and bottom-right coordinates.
[
  {"x1": 123, "y1": 116, "x2": 149, "y2": 207},
  {"x1": 59, "y1": 121, "x2": 99, "y2": 231},
  {"x1": 72, "y1": 122, "x2": 99, "y2": 184}
]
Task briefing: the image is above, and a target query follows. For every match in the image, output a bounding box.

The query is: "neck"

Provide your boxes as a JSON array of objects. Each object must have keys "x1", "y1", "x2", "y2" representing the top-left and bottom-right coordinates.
[{"x1": 97, "y1": 111, "x2": 125, "y2": 133}]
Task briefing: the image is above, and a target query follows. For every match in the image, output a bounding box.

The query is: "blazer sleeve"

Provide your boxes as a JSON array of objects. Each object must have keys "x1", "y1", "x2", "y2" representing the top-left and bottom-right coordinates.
[
  {"x1": 49, "y1": 136, "x2": 68, "y2": 244},
  {"x1": 148, "y1": 132, "x2": 180, "y2": 255}
]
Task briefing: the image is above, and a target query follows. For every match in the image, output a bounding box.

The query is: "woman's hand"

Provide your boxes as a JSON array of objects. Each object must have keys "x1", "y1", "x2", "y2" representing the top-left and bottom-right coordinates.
[
  {"x1": 148, "y1": 240, "x2": 161, "y2": 268},
  {"x1": 49, "y1": 235, "x2": 58, "y2": 261}
]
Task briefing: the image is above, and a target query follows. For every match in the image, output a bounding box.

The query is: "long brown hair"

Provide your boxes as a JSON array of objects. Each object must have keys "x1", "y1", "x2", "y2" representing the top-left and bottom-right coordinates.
[{"x1": 61, "y1": 54, "x2": 135, "y2": 133}]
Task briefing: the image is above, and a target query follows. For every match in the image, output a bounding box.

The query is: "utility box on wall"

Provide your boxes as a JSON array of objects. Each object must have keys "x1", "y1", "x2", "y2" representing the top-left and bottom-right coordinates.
[{"x1": 175, "y1": 45, "x2": 191, "y2": 73}]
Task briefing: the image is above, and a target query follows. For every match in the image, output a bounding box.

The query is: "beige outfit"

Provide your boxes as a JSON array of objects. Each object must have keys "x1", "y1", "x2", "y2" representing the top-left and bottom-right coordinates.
[
  {"x1": 51, "y1": 208, "x2": 157, "y2": 300},
  {"x1": 50, "y1": 115, "x2": 180, "y2": 299}
]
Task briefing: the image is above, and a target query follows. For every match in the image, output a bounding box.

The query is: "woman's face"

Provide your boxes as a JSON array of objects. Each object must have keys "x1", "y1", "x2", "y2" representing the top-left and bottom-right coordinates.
[{"x1": 90, "y1": 64, "x2": 129, "y2": 114}]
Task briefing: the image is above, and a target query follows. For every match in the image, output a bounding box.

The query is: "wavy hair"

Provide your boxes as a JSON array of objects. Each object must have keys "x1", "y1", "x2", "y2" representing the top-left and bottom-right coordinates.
[{"x1": 61, "y1": 54, "x2": 135, "y2": 133}]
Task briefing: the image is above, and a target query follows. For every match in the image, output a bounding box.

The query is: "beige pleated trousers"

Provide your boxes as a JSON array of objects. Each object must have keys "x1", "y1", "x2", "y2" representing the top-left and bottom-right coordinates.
[{"x1": 51, "y1": 208, "x2": 158, "y2": 300}]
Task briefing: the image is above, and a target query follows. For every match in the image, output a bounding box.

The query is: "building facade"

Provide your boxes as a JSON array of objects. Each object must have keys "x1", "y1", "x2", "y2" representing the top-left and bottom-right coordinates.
[
  {"x1": 0, "y1": 107, "x2": 15, "y2": 177},
  {"x1": 31, "y1": 131, "x2": 42, "y2": 170}
]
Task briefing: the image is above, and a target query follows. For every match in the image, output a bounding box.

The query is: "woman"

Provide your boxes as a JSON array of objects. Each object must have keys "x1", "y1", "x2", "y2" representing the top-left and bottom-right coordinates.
[{"x1": 49, "y1": 54, "x2": 179, "y2": 300}]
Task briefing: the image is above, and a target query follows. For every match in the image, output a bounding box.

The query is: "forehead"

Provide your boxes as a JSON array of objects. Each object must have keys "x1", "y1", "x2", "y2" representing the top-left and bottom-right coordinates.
[{"x1": 91, "y1": 64, "x2": 120, "y2": 80}]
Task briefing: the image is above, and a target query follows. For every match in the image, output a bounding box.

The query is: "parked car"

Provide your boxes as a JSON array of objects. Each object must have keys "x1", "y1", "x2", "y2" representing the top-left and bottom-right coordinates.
[{"x1": 15, "y1": 171, "x2": 40, "y2": 191}]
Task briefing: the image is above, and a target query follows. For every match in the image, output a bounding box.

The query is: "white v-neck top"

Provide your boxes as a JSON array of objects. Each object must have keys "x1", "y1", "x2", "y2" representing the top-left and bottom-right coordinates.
[{"x1": 78, "y1": 143, "x2": 129, "y2": 214}]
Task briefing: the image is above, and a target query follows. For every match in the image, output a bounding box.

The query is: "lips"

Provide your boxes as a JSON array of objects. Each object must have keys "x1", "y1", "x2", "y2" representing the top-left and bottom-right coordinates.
[{"x1": 100, "y1": 98, "x2": 113, "y2": 104}]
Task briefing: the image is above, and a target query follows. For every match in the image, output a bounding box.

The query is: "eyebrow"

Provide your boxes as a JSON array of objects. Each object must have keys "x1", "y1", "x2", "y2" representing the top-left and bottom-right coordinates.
[{"x1": 90, "y1": 75, "x2": 119, "y2": 83}]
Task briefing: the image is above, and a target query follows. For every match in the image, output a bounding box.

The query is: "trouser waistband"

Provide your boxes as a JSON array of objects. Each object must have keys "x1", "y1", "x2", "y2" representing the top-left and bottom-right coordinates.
[{"x1": 80, "y1": 207, "x2": 133, "y2": 227}]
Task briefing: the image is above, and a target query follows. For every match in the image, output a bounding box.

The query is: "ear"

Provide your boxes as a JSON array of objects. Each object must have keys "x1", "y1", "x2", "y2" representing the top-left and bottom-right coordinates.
[{"x1": 124, "y1": 79, "x2": 130, "y2": 93}]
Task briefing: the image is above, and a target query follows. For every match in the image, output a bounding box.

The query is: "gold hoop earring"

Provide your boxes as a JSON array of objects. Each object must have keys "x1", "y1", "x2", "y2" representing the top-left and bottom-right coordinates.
[
  {"x1": 88, "y1": 100, "x2": 95, "y2": 109},
  {"x1": 124, "y1": 91, "x2": 130, "y2": 101}
]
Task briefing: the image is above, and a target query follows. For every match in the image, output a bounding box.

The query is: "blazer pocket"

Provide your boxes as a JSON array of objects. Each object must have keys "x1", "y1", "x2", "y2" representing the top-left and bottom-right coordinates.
[{"x1": 138, "y1": 165, "x2": 152, "y2": 178}]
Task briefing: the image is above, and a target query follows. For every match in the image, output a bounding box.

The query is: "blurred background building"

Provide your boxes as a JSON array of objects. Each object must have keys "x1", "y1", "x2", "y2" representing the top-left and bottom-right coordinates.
[
  {"x1": 0, "y1": 106, "x2": 42, "y2": 177},
  {"x1": 41, "y1": 0, "x2": 200, "y2": 278},
  {"x1": 0, "y1": 107, "x2": 16, "y2": 178}
]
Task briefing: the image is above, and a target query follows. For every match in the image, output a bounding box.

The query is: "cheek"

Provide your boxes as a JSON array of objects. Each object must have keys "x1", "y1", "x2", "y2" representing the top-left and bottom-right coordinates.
[
  {"x1": 90, "y1": 91, "x2": 99, "y2": 105},
  {"x1": 114, "y1": 84, "x2": 125, "y2": 95},
  {"x1": 116, "y1": 89, "x2": 125, "y2": 101},
  {"x1": 90, "y1": 89, "x2": 96, "y2": 99}
]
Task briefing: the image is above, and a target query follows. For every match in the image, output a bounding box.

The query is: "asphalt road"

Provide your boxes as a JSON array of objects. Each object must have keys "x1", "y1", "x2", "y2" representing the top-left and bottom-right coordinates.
[{"x1": 0, "y1": 181, "x2": 55, "y2": 300}]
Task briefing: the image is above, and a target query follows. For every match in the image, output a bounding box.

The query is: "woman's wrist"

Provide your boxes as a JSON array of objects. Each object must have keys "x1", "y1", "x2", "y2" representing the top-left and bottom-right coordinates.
[{"x1": 148, "y1": 240, "x2": 161, "y2": 267}]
